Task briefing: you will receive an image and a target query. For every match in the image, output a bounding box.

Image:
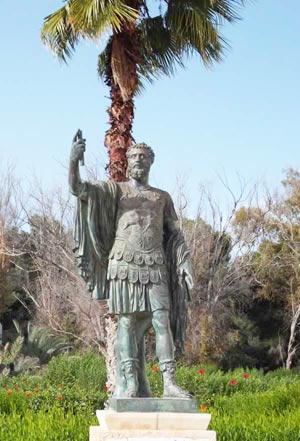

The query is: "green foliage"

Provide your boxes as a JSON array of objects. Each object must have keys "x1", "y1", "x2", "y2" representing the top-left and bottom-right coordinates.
[
  {"x1": 0, "y1": 336, "x2": 24, "y2": 378},
  {"x1": 0, "y1": 351, "x2": 108, "y2": 414},
  {"x1": 41, "y1": 0, "x2": 139, "y2": 62},
  {"x1": 0, "y1": 407, "x2": 96, "y2": 441},
  {"x1": 46, "y1": 351, "x2": 107, "y2": 391},
  {"x1": 14, "y1": 321, "x2": 73, "y2": 364},
  {"x1": 1, "y1": 353, "x2": 300, "y2": 440},
  {"x1": 147, "y1": 361, "x2": 300, "y2": 407},
  {"x1": 211, "y1": 385, "x2": 300, "y2": 441},
  {"x1": 0, "y1": 337, "x2": 24, "y2": 366},
  {"x1": 42, "y1": 0, "x2": 245, "y2": 91}
]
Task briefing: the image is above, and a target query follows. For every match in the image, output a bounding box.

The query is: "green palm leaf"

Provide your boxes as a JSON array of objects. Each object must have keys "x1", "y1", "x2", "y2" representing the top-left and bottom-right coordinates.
[
  {"x1": 166, "y1": 0, "x2": 227, "y2": 65},
  {"x1": 138, "y1": 16, "x2": 184, "y2": 79},
  {"x1": 42, "y1": 0, "x2": 138, "y2": 62},
  {"x1": 41, "y1": 6, "x2": 78, "y2": 62}
]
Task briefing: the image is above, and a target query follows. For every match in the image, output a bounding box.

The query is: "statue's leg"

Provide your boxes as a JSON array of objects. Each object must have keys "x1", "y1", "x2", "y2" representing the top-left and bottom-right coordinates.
[
  {"x1": 152, "y1": 309, "x2": 191, "y2": 398},
  {"x1": 114, "y1": 314, "x2": 139, "y2": 398},
  {"x1": 135, "y1": 313, "x2": 152, "y2": 397}
]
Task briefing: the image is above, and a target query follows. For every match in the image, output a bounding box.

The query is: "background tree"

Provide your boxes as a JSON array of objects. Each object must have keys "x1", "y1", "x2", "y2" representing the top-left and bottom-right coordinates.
[
  {"x1": 0, "y1": 165, "x2": 32, "y2": 346},
  {"x1": 232, "y1": 169, "x2": 300, "y2": 369},
  {"x1": 3, "y1": 162, "x2": 300, "y2": 371},
  {"x1": 179, "y1": 179, "x2": 260, "y2": 366},
  {"x1": 42, "y1": 0, "x2": 245, "y2": 180}
]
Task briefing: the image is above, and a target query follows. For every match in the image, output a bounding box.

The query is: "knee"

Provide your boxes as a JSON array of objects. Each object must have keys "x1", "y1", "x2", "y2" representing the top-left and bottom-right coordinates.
[
  {"x1": 119, "y1": 315, "x2": 135, "y2": 332},
  {"x1": 152, "y1": 310, "x2": 170, "y2": 334}
]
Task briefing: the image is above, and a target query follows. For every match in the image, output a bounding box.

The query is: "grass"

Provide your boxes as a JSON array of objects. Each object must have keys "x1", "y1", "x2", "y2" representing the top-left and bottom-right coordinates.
[{"x1": 1, "y1": 352, "x2": 300, "y2": 440}]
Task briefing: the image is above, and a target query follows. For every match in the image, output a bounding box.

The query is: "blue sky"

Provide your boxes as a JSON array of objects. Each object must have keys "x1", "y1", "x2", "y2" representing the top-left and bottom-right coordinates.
[{"x1": 1, "y1": 0, "x2": 299, "y2": 216}]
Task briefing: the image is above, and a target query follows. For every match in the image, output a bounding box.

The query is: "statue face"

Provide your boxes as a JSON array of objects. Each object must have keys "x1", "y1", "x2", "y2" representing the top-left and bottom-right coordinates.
[{"x1": 127, "y1": 148, "x2": 152, "y2": 180}]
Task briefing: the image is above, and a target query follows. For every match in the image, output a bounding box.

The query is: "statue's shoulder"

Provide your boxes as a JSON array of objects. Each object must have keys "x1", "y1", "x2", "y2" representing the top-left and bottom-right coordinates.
[
  {"x1": 89, "y1": 180, "x2": 119, "y2": 191},
  {"x1": 117, "y1": 182, "x2": 128, "y2": 191},
  {"x1": 82, "y1": 180, "x2": 120, "y2": 201},
  {"x1": 149, "y1": 186, "x2": 172, "y2": 202}
]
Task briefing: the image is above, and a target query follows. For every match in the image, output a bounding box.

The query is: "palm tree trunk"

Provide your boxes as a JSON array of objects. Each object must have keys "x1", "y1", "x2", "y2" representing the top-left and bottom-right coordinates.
[
  {"x1": 104, "y1": 0, "x2": 141, "y2": 181},
  {"x1": 103, "y1": 1, "x2": 142, "y2": 393},
  {"x1": 105, "y1": 81, "x2": 134, "y2": 181}
]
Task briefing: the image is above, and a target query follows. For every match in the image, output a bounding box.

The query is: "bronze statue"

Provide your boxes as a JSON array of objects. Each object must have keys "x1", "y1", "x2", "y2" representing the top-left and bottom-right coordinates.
[{"x1": 69, "y1": 131, "x2": 194, "y2": 399}]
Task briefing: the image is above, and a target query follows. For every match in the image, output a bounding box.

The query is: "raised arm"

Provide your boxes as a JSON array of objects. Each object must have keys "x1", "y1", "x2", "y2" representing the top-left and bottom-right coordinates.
[{"x1": 69, "y1": 130, "x2": 86, "y2": 196}]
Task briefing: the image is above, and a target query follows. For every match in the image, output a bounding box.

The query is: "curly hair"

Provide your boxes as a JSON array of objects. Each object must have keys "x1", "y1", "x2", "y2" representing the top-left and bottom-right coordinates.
[{"x1": 126, "y1": 142, "x2": 155, "y2": 164}]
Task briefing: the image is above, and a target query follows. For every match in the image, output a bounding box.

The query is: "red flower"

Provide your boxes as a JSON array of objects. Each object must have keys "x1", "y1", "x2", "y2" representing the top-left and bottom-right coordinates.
[
  {"x1": 200, "y1": 405, "x2": 207, "y2": 412},
  {"x1": 230, "y1": 379, "x2": 237, "y2": 386},
  {"x1": 34, "y1": 388, "x2": 39, "y2": 394},
  {"x1": 103, "y1": 385, "x2": 109, "y2": 392},
  {"x1": 57, "y1": 395, "x2": 63, "y2": 401},
  {"x1": 243, "y1": 373, "x2": 249, "y2": 379},
  {"x1": 7, "y1": 391, "x2": 12, "y2": 396},
  {"x1": 25, "y1": 392, "x2": 31, "y2": 398},
  {"x1": 59, "y1": 383, "x2": 64, "y2": 387},
  {"x1": 198, "y1": 369, "x2": 205, "y2": 375},
  {"x1": 152, "y1": 365, "x2": 159, "y2": 372},
  {"x1": 15, "y1": 387, "x2": 19, "y2": 392}
]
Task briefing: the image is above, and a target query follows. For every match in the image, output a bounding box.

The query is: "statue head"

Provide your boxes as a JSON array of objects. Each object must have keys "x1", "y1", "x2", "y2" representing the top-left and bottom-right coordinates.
[{"x1": 126, "y1": 143, "x2": 155, "y2": 180}]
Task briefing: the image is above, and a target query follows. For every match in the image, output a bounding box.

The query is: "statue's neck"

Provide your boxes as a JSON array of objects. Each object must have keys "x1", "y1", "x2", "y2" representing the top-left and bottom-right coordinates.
[{"x1": 129, "y1": 175, "x2": 149, "y2": 189}]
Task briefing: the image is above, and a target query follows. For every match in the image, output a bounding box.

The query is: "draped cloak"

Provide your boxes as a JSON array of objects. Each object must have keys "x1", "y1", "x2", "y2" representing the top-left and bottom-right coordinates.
[{"x1": 73, "y1": 180, "x2": 192, "y2": 353}]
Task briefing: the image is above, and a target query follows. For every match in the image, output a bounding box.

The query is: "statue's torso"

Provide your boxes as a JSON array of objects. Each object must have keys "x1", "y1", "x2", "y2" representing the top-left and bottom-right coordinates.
[
  {"x1": 108, "y1": 182, "x2": 168, "y2": 285},
  {"x1": 115, "y1": 182, "x2": 165, "y2": 251}
]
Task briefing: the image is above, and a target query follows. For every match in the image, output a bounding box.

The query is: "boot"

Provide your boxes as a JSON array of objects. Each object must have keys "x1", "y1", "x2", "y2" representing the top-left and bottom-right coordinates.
[
  {"x1": 121, "y1": 358, "x2": 139, "y2": 398},
  {"x1": 160, "y1": 360, "x2": 192, "y2": 398}
]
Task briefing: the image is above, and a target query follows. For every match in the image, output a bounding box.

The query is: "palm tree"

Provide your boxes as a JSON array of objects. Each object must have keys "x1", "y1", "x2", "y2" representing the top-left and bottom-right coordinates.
[{"x1": 42, "y1": 0, "x2": 245, "y2": 181}]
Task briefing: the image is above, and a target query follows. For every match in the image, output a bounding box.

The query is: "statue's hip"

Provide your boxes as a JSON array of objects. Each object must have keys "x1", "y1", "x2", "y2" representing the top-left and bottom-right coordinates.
[{"x1": 107, "y1": 239, "x2": 167, "y2": 285}]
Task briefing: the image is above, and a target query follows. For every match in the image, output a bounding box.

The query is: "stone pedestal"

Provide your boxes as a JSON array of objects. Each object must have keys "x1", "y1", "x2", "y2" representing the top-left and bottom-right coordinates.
[
  {"x1": 90, "y1": 409, "x2": 216, "y2": 441},
  {"x1": 109, "y1": 398, "x2": 199, "y2": 413}
]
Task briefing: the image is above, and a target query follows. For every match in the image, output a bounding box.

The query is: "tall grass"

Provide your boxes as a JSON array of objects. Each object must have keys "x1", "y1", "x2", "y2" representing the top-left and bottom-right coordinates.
[{"x1": 1, "y1": 352, "x2": 300, "y2": 441}]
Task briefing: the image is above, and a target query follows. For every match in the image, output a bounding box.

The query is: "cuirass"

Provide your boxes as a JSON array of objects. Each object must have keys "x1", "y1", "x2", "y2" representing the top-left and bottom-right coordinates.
[
  {"x1": 107, "y1": 183, "x2": 168, "y2": 286},
  {"x1": 114, "y1": 183, "x2": 165, "y2": 252}
]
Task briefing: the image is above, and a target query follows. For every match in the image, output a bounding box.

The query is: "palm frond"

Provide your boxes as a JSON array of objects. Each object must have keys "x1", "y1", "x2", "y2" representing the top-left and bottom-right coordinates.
[
  {"x1": 42, "y1": 0, "x2": 139, "y2": 62},
  {"x1": 136, "y1": 16, "x2": 185, "y2": 87},
  {"x1": 166, "y1": 0, "x2": 226, "y2": 65},
  {"x1": 98, "y1": 48, "x2": 108, "y2": 80},
  {"x1": 69, "y1": 0, "x2": 139, "y2": 35},
  {"x1": 13, "y1": 320, "x2": 72, "y2": 364},
  {"x1": 41, "y1": 6, "x2": 79, "y2": 63},
  {"x1": 210, "y1": 0, "x2": 244, "y2": 22},
  {"x1": 25, "y1": 323, "x2": 73, "y2": 364}
]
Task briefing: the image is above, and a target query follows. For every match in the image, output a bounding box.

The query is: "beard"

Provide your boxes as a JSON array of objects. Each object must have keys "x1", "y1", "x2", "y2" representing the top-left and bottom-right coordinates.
[{"x1": 128, "y1": 165, "x2": 149, "y2": 179}]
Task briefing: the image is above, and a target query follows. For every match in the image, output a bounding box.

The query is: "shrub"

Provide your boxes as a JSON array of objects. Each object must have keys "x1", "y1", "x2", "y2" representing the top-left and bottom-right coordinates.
[
  {"x1": 0, "y1": 407, "x2": 97, "y2": 441},
  {"x1": 2, "y1": 354, "x2": 300, "y2": 441},
  {"x1": 211, "y1": 385, "x2": 300, "y2": 441},
  {"x1": 46, "y1": 351, "x2": 107, "y2": 392}
]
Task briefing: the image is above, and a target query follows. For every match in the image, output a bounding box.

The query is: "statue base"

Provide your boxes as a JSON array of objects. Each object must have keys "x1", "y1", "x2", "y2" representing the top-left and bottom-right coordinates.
[
  {"x1": 109, "y1": 397, "x2": 199, "y2": 413},
  {"x1": 90, "y1": 409, "x2": 216, "y2": 441}
]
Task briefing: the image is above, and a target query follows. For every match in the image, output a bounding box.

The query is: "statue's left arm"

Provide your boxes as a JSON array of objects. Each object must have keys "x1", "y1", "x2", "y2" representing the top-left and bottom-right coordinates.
[
  {"x1": 163, "y1": 192, "x2": 194, "y2": 353},
  {"x1": 163, "y1": 193, "x2": 194, "y2": 290}
]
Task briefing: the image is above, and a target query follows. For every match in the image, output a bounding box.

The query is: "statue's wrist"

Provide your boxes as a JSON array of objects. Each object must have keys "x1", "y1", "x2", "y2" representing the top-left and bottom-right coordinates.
[{"x1": 70, "y1": 156, "x2": 80, "y2": 166}]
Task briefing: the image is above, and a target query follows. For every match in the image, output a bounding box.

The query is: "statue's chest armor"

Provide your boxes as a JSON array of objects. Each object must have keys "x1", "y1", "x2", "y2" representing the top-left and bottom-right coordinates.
[{"x1": 115, "y1": 185, "x2": 164, "y2": 251}]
